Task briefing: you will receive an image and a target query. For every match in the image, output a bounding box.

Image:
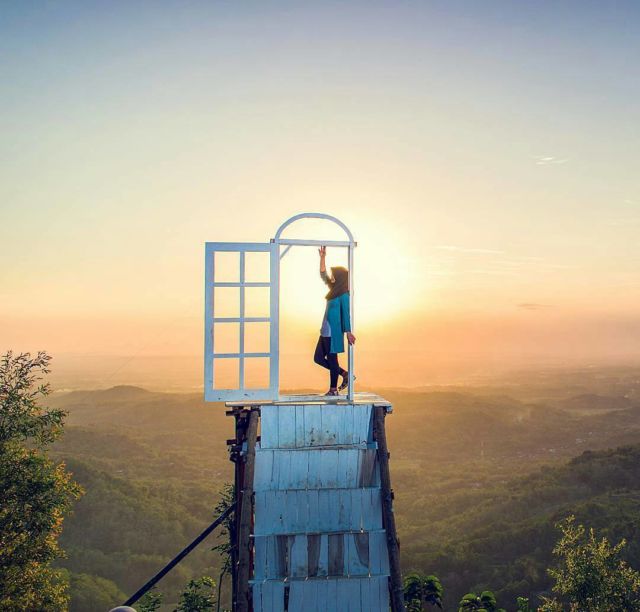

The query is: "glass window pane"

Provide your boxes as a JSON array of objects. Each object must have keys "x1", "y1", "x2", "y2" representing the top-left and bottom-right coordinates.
[
  {"x1": 244, "y1": 322, "x2": 270, "y2": 354},
  {"x1": 214, "y1": 287, "x2": 239, "y2": 318},
  {"x1": 245, "y1": 287, "x2": 270, "y2": 318},
  {"x1": 244, "y1": 358, "x2": 270, "y2": 389},
  {"x1": 214, "y1": 252, "x2": 239, "y2": 283},
  {"x1": 245, "y1": 251, "x2": 270, "y2": 283},
  {"x1": 214, "y1": 323, "x2": 239, "y2": 354},
  {"x1": 213, "y1": 358, "x2": 239, "y2": 389}
]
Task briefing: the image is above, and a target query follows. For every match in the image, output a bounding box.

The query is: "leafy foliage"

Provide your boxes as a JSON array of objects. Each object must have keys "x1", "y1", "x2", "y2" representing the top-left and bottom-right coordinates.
[
  {"x1": 41, "y1": 382, "x2": 640, "y2": 609},
  {"x1": 176, "y1": 576, "x2": 217, "y2": 612},
  {"x1": 404, "y1": 572, "x2": 443, "y2": 610},
  {"x1": 138, "y1": 588, "x2": 163, "y2": 612},
  {"x1": 0, "y1": 351, "x2": 82, "y2": 611},
  {"x1": 542, "y1": 516, "x2": 640, "y2": 611},
  {"x1": 67, "y1": 572, "x2": 125, "y2": 612},
  {"x1": 458, "y1": 590, "x2": 504, "y2": 611},
  {"x1": 212, "y1": 483, "x2": 235, "y2": 611}
]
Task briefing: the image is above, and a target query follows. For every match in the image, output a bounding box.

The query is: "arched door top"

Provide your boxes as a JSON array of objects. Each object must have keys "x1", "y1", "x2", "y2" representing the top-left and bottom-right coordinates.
[{"x1": 273, "y1": 212, "x2": 355, "y2": 244}]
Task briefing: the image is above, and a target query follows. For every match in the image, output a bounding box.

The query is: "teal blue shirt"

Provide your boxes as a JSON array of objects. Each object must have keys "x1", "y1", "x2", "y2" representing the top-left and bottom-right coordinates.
[{"x1": 325, "y1": 292, "x2": 351, "y2": 354}]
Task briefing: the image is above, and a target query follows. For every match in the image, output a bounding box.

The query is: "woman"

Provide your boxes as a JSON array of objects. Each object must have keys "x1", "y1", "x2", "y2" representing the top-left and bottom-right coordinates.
[{"x1": 314, "y1": 246, "x2": 356, "y2": 395}]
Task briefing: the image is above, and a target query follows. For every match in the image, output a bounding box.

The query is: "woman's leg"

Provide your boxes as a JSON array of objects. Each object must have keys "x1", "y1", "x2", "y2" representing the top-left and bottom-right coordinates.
[
  {"x1": 314, "y1": 336, "x2": 330, "y2": 370},
  {"x1": 326, "y1": 352, "x2": 341, "y2": 388}
]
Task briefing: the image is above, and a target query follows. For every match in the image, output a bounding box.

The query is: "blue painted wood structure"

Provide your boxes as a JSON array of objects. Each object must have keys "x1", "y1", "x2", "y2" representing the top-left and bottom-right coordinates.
[{"x1": 228, "y1": 395, "x2": 397, "y2": 612}]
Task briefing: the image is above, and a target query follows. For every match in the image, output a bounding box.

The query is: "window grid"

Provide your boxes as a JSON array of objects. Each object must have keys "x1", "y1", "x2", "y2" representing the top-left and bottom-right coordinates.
[{"x1": 211, "y1": 249, "x2": 271, "y2": 392}]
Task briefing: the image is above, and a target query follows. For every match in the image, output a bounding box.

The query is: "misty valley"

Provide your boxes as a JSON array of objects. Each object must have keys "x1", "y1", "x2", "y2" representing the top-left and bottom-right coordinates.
[{"x1": 42, "y1": 366, "x2": 640, "y2": 610}]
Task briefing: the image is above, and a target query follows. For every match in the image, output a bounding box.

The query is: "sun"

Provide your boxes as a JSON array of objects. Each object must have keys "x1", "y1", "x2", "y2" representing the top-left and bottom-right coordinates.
[{"x1": 278, "y1": 221, "x2": 419, "y2": 330}]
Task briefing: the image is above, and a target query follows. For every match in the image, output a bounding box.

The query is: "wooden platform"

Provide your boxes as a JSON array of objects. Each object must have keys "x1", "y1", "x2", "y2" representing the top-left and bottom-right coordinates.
[
  {"x1": 227, "y1": 395, "x2": 403, "y2": 612},
  {"x1": 225, "y1": 392, "x2": 392, "y2": 408}
]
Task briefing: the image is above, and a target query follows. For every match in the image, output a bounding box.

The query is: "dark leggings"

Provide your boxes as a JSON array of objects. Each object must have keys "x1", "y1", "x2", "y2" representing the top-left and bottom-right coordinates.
[{"x1": 313, "y1": 336, "x2": 345, "y2": 388}]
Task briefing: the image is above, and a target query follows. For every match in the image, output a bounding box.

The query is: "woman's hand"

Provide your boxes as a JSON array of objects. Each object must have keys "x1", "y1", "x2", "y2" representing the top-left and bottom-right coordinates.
[
  {"x1": 347, "y1": 332, "x2": 356, "y2": 345},
  {"x1": 318, "y1": 246, "x2": 326, "y2": 258}
]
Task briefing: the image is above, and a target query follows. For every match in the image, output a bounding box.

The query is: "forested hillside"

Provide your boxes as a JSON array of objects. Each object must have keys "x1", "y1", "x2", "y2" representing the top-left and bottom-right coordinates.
[{"x1": 48, "y1": 372, "x2": 640, "y2": 610}]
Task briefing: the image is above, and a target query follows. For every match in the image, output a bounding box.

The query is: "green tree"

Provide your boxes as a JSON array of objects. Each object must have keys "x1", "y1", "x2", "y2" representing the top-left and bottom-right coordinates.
[
  {"x1": 404, "y1": 572, "x2": 443, "y2": 610},
  {"x1": 176, "y1": 576, "x2": 217, "y2": 612},
  {"x1": 541, "y1": 515, "x2": 640, "y2": 611},
  {"x1": 212, "y1": 483, "x2": 235, "y2": 612},
  {"x1": 68, "y1": 572, "x2": 125, "y2": 612},
  {"x1": 516, "y1": 596, "x2": 531, "y2": 612},
  {"x1": 458, "y1": 590, "x2": 505, "y2": 612},
  {"x1": 138, "y1": 589, "x2": 163, "y2": 612},
  {"x1": 0, "y1": 351, "x2": 82, "y2": 611}
]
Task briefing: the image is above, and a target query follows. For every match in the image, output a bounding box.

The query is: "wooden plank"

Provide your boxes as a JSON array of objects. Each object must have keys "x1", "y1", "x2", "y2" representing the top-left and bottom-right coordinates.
[
  {"x1": 254, "y1": 536, "x2": 266, "y2": 579},
  {"x1": 380, "y1": 575, "x2": 390, "y2": 610},
  {"x1": 320, "y1": 449, "x2": 339, "y2": 489},
  {"x1": 276, "y1": 535, "x2": 288, "y2": 578},
  {"x1": 289, "y1": 581, "x2": 304, "y2": 611},
  {"x1": 357, "y1": 449, "x2": 377, "y2": 488},
  {"x1": 318, "y1": 533, "x2": 329, "y2": 577},
  {"x1": 318, "y1": 490, "x2": 331, "y2": 532},
  {"x1": 369, "y1": 576, "x2": 381, "y2": 611},
  {"x1": 259, "y1": 406, "x2": 278, "y2": 448},
  {"x1": 279, "y1": 450, "x2": 293, "y2": 489},
  {"x1": 236, "y1": 409, "x2": 259, "y2": 612},
  {"x1": 342, "y1": 404, "x2": 355, "y2": 446},
  {"x1": 360, "y1": 576, "x2": 372, "y2": 612},
  {"x1": 344, "y1": 448, "x2": 358, "y2": 486},
  {"x1": 326, "y1": 577, "x2": 338, "y2": 610},
  {"x1": 255, "y1": 489, "x2": 382, "y2": 534},
  {"x1": 337, "y1": 489, "x2": 352, "y2": 531},
  {"x1": 254, "y1": 447, "x2": 378, "y2": 491},
  {"x1": 290, "y1": 452, "x2": 309, "y2": 490},
  {"x1": 295, "y1": 490, "x2": 309, "y2": 533},
  {"x1": 307, "y1": 449, "x2": 322, "y2": 488},
  {"x1": 336, "y1": 450, "x2": 349, "y2": 489},
  {"x1": 307, "y1": 534, "x2": 321, "y2": 577},
  {"x1": 351, "y1": 405, "x2": 364, "y2": 446},
  {"x1": 336, "y1": 578, "x2": 351, "y2": 610},
  {"x1": 315, "y1": 579, "x2": 328, "y2": 612},
  {"x1": 270, "y1": 449, "x2": 280, "y2": 490},
  {"x1": 328, "y1": 533, "x2": 344, "y2": 576},
  {"x1": 290, "y1": 534, "x2": 307, "y2": 578},
  {"x1": 295, "y1": 404, "x2": 305, "y2": 448},
  {"x1": 305, "y1": 579, "x2": 320, "y2": 612},
  {"x1": 320, "y1": 404, "x2": 338, "y2": 446},
  {"x1": 306, "y1": 488, "x2": 320, "y2": 531},
  {"x1": 253, "y1": 449, "x2": 272, "y2": 492},
  {"x1": 225, "y1": 392, "x2": 392, "y2": 407},
  {"x1": 304, "y1": 406, "x2": 322, "y2": 446},
  {"x1": 252, "y1": 582, "x2": 263, "y2": 612},
  {"x1": 277, "y1": 405, "x2": 296, "y2": 448},
  {"x1": 270, "y1": 580, "x2": 285, "y2": 612},
  {"x1": 350, "y1": 489, "x2": 362, "y2": 531},
  {"x1": 353, "y1": 532, "x2": 370, "y2": 574}
]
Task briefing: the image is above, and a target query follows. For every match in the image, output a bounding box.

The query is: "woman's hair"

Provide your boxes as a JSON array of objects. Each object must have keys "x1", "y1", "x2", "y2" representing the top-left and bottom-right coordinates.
[{"x1": 325, "y1": 266, "x2": 349, "y2": 300}]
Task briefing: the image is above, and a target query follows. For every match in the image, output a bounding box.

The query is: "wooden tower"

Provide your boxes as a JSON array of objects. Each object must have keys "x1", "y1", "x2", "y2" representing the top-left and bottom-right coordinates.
[{"x1": 206, "y1": 215, "x2": 404, "y2": 612}]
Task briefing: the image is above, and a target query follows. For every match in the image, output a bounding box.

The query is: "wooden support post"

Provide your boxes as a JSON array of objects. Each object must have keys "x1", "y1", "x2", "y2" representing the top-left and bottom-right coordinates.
[
  {"x1": 236, "y1": 408, "x2": 259, "y2": 612},
  {"x1": 229, "y1": 408, "x2": 247, "y2": 612},
  {"x1": 374, "y1": 405, "x2": 405, "y2": 612}
]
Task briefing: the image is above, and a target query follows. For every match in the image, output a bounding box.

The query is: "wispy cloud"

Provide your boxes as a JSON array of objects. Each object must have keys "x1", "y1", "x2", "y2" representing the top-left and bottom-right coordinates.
[
  {"x1": 433, "y1": 245, "x2": 505, "y2": 255},
  {"x1": 533, "y1": 156, "x2": 569, "y2": 165},
  {"x1": 517, "y1": 303, "x2": 552, "y2": 311},
  {"x1": 608, "y1": 218, "x2": 640, "y2": 227}
]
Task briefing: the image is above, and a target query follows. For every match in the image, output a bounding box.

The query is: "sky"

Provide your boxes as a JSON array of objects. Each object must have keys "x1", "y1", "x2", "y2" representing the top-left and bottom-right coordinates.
[{"x1": 1, "y1": 1, "x2": 639, "y2": 389}]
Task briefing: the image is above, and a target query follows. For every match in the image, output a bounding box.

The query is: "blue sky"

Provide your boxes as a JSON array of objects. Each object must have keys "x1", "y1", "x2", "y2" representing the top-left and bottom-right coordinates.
[{"x1": 1, "y1": 1, "x2": 639, "y2": 378}]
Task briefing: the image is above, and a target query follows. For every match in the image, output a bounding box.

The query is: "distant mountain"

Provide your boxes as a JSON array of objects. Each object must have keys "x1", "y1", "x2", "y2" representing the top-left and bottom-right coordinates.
[
  {"x1": 399, "y1": 443, "x2": 640, "y2": 609},
  {"x1": 556, "y1": 393, "x2": 634, "y2": 412}
]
